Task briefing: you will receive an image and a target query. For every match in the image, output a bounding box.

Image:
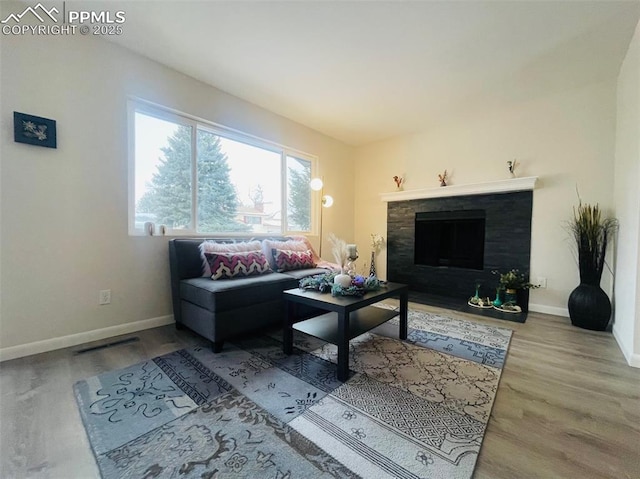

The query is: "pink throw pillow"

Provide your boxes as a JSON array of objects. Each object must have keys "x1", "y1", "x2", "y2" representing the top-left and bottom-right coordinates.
[
  {"x1": 262, "y1": 239, "x2": 307, "y2": 270},
  {"x1": 199, "y1": 240, "x2": 262, "y2": 276},
  {"x1": 272, "y1": 249, "x2": 316, "y2": 272},
  {"x1": 205, "y1": 251, "x2": 272, "y2": 280}
]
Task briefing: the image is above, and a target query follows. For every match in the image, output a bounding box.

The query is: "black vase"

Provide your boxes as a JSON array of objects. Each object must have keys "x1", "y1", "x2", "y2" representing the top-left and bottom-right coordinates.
[{"x1": 568, "y1": 283, "x2": 611, "y2": 331}]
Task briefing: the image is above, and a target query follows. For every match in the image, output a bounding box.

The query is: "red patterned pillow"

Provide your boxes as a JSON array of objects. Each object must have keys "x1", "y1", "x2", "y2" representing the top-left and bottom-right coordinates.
[
  {"x1": 204, "y1": 251, "x2": 272, "y2": 280},
  {"x1": 199, "y1": 240, "x2": 262, "y2": 277},
  {"x1": 272, "y1": 249, "x2": 316, "y2": 272}
]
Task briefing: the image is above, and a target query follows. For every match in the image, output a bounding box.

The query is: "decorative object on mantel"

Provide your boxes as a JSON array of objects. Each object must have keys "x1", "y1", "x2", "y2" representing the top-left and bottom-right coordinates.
[
  {"x1": 438, "y1": 170, "x2": 448, "y2": 187},
  {"x1": 567, "y1": 198, "x2": 618, "y2": 331},
  {"x1": 369, "y1": 233, "x2": 385, "y2": 277},
  {"x1": 13, "y1": 111, "x2": 57, "y2": 148},
  {"x1": 491, "y1": 269, "x2": 539, "y2": 311},
  {"x1": 393, "y1": 175, "x2": 404, "y2": 190},
  {"x1": 507, "y1": 159, "x2": 518, "y2": 178},
  {"x1": 379, "y1": 176, "x2": 538, "y2": 203}
]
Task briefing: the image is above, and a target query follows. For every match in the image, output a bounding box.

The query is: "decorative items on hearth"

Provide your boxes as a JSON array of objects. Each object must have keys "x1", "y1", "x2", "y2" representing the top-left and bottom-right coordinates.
[
  {"x1": 438, "y1": 170, "x2": 448, "y2": 186},
  {"x1": 493, "y1": 269, "x2": 538, "y2": 291},
  {"x1": 468, "y1": 282, "x2": 493, "y2": 309},
  {"x1": 566, "y1": 199, "x2": 618, "y2": 331},
  {"x1": 490, "y1": 269, "x2": 539, "y2": 313}
]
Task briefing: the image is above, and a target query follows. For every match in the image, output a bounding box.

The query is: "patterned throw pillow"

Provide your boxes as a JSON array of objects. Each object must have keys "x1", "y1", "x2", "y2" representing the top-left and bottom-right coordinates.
[
  {"x1": 261, "y1": 239, "x2": 307, "y2": 270},
  {"x1": 199, "y1": 240, "x2": 263, "y2": 276},
  {"x1": 205, "y1": 251, "x2": 272, "y2": 280},
  {"x1": 272, "y1": 249, "x2": 316, "y2": 272}
]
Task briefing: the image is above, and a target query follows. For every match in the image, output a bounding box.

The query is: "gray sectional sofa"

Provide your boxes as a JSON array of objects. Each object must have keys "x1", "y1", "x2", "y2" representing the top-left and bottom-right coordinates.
[{"x1": 168, "y1": 238, "x2": 330, "y2": 352}]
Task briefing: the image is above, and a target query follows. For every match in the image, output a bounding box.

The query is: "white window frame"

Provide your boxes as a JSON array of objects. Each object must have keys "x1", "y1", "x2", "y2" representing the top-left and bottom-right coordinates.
[{"x1": 128, "y1": 98, "x2": 319, "y2": 237}]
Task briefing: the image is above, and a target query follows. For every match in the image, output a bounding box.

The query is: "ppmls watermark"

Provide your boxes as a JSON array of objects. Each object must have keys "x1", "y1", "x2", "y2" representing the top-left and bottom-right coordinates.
[{"x1": 1, "y1": 2, "x2": 126, "y2": 36}]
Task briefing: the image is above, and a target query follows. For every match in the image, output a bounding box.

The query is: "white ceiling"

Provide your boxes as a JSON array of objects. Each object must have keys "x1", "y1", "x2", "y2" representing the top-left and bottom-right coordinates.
[{"x1": 99, "y1": 1, "x2": 640, "y2": 146}]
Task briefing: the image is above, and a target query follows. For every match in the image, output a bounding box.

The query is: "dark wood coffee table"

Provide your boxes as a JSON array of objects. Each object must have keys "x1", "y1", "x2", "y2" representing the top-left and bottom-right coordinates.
[{"x1": 283, "y1": 282, "x2": 408, "y2": 381}]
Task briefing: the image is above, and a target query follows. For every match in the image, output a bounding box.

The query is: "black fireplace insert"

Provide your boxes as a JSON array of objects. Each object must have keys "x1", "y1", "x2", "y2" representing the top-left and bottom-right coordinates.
[{"x1": 414, "y1": 210, "x2": 486, "y2": 270}]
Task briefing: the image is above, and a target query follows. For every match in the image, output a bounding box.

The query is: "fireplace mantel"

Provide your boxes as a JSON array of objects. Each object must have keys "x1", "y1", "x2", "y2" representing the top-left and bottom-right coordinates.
[{"x1": 380, "y1": 176, "x2": 538, "y2": 202}]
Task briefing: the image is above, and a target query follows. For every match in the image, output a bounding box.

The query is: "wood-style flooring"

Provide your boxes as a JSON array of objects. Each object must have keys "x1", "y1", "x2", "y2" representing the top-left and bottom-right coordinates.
[{"x1": 1, "y1": 304, "x2": 639, "y2": 478}]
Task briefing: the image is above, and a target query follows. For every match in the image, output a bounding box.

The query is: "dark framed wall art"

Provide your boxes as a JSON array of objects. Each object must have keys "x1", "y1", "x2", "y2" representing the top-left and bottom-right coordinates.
[{"x1": 13, "y1": 112, "x2": 57, "y2": 148}]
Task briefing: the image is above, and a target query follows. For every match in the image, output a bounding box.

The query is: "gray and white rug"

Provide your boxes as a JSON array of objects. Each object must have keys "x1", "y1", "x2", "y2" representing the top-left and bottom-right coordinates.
[{"x1": 74, "y1": 307, "x2": 512, "y2": 478}]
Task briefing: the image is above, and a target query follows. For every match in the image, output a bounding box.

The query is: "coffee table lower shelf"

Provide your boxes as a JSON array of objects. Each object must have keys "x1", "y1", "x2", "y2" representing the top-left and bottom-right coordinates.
[{"x1": 292, "y1": 306, "x2": 398, "y2": 344}]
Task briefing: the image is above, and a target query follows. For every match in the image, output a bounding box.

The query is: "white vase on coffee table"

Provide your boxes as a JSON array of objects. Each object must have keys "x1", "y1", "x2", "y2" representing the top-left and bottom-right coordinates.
[{"x1": 334, "y1": 271, "x2": 352, "y2": 288}]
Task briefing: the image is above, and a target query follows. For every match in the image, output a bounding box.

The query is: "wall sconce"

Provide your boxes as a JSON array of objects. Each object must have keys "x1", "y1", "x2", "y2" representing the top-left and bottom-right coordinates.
[{"x1": 310, "y1": 177, "x2": 333, "y2": 257}]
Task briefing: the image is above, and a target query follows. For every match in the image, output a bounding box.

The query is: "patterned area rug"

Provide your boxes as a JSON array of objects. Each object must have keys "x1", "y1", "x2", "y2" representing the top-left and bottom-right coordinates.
[{"x1": 74, "y1": 307, "x2": 512, "y2": 478}]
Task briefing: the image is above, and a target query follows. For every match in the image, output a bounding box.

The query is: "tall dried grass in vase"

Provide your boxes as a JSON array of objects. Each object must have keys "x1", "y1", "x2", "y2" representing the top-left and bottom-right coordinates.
[
  {"x1": 327, "y1": 233, "x2": 349, "y2": 273},
  {"x1": 568, "y1": 201, "x2": 618, "y2": 285},
  {"x1": 566, "y1": 199, "x2": 618, "y2": 331}
]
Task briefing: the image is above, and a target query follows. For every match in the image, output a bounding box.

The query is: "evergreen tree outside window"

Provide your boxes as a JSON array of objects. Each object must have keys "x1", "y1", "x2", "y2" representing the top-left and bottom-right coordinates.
[
  {"x1": 287, "y1": 156, "x2": 312, "y2": 231},
  {"x1": 134, "y1": 114, "x2": 193, "y2": 230},
  {"x1": 196, "y1": 129, "x2": 249, "y2": 232},
  {"x1": 130, "y1": 102, "x2": 316, "y2": 236}
]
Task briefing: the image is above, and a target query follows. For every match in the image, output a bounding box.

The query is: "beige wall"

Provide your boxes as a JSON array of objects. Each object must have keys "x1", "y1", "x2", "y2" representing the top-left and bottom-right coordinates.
[
  {"x1": 0, "y1": 22, "x2": 353, "y2": 357},
  {"x1": 353, "y1": 79, "x2": 618, "y2": 316},
  {"x1": 613, "y1": 19, "x2": 640, "y2": 367}
]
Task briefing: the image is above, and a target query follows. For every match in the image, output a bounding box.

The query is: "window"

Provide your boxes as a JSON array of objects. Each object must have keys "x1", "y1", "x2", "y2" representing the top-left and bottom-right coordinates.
[{"x1": 129, "y1": 101, "x2": 316, "y2": 236}]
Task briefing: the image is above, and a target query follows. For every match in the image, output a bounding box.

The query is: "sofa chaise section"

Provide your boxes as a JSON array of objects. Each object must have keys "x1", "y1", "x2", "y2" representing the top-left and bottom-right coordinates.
[{"x1": 169, "y1": 238, "x2": 329, "y2": 352}]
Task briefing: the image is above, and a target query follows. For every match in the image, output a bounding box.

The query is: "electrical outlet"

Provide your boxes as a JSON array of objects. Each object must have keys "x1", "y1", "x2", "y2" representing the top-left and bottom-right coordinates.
[
  {"x1": 536, "y1": 277, "x2": 547, "y2": 289},
  {"x1": 99, "y1": 289, "x2": 111, "y2": 305}
]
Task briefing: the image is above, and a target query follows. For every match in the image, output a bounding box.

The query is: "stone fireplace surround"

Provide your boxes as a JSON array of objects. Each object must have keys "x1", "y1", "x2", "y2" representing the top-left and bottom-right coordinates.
[{"x1": 383, "y1": 178, "x2": 535, "y2": 316}]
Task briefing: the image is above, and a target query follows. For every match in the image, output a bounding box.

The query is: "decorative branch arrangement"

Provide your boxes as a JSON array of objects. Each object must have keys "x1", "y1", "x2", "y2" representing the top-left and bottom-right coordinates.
[
  {"x1": 566, "y1": 196, "x2": 618, "y2": 330},
  {"x1": 567, "y1": 200, "x2": 618, "y2": 285},
  {"x1": 507, "y1": 159, "x2": 518, "y2": 177},
  {"x1": 370, "y1": 233, "x2": 385, "y2": 254},
  {"x1": 327, "y1": 233, "x2": 348, "y2": 272},
  {"x1": 438, "y1": 170, "x2": 448, "y2": 187},
  {"x1": 491, "y1": 269, "x2": 539, "y2": 291},
  {"x1": 393, "y1": 175, "x2": 404, "y2": 189}
]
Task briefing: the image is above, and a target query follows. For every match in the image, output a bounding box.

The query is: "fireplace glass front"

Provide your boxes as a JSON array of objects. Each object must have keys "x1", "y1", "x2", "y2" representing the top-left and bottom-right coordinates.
[{"x1": 414, "y1": 210, "x2": 486, "y2": 270}]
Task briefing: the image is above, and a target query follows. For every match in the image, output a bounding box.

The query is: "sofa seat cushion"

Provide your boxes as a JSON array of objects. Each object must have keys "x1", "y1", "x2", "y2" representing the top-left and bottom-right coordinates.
[
  {"x1": 180, "y1": 272, "x2": 297, "y2": 313},
  {"x1": 280, "y1": 267, "x2": 333, "y2": 280}
]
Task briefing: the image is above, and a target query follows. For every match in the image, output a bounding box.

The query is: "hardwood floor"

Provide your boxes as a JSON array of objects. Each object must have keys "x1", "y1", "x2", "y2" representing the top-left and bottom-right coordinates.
[{"x1": 1, "y1": 305, "x2": 639, "y2": 478}]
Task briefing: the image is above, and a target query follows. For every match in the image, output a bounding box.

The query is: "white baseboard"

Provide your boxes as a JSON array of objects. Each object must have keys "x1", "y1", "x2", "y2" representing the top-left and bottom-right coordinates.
[
  {"x1": 0, "y1": 315, "x2": 175, "y2": 362},
  {"x1": 528, "y1": 303, "x2": 569, "y2": 318},
  {"x1": 612, "y1": 327, "x2": 640, "y2": 368}
]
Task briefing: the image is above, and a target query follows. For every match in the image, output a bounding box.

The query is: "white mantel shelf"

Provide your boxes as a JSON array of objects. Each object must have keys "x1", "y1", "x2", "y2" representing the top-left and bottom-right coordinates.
[{"x1": 380, "y1": 176, "x2": 538, "y2": 202}]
